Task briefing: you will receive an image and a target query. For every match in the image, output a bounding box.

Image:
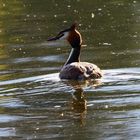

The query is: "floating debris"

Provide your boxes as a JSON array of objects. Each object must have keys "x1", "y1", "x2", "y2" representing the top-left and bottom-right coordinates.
[
  {"x1": 98, "y1": 8, "x2": 102, "y2": 11},
  {"x1": 91, "y1": 13, "x2": 95, "y2": 18},
  {"x1": 33, "y1": 15, "x2": 37, "y2": 18},
  {"x1": 26, "y1": 14, "x2": 30, "y2": 17},
  {"x1": 104, "y1": 105, "x2": 109, "y2": 109},
  {"x1": 67, "y1": 5, "x2": 71, "y2": 8},
  {"x1": 63, "y1": 20, "x2": 67, "y2": 23},
  {"x1": 2, "y1": 3, "x2": 6, "y2": 7},
  {"x1": 54, "y1": 14, "x2": 57, "y2": 18},
  {"x1": 103, "y1": 43, "x2": 112, "y2": 46}
]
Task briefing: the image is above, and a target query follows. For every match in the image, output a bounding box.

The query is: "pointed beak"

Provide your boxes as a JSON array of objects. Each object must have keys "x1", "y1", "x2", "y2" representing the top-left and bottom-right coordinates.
[
  {"x1": 47, "y1": 36, "x2": 59, "y2": 41},
  {"x1": 47, "y1": 33, "x2": 64, "y2": 41}
]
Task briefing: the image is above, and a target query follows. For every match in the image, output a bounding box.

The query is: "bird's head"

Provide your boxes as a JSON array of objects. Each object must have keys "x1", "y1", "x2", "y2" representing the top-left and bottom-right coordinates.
[{"x1": 47, "y1": 23, "x2": 82, "y2": 48}]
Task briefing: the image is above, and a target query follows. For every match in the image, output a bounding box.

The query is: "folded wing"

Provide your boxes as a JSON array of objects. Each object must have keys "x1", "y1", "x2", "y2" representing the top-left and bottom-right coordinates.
[{"x1": 59, "y1": 62, "x2": 102, "y2": 80}]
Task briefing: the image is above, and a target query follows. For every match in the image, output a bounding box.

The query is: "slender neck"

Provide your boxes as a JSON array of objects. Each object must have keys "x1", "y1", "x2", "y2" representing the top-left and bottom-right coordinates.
[{"x1": 64, "y1": 46, "x2": 81, "y2": 65}]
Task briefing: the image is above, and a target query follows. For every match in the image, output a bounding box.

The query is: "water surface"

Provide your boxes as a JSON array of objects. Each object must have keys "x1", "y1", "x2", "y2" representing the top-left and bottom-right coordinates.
[{"x1": 0, "y1": 0, "x2": 140, "y2": 139}]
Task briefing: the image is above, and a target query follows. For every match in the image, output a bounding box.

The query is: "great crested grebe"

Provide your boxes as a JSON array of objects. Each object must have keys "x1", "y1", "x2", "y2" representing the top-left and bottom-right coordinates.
[{"x1": 47, "y1": 24, "x2": 103, "y2": 80}]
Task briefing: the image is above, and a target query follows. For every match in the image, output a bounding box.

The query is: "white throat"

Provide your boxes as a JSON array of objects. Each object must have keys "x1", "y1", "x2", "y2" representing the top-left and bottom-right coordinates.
[{"x1": 60, "y1": 32, "x2": 69, "y2": 40}]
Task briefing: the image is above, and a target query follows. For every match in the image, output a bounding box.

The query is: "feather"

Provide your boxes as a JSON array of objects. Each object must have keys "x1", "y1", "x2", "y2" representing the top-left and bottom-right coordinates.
[{"x1": 59, "y1": 62, "x2": 102, "y2": 80}]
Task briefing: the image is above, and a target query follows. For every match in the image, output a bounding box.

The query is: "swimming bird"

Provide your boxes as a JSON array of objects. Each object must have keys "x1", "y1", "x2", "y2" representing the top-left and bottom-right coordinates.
[{"x1": 47, "y1": 24, "x2": 102, "y2": 80}]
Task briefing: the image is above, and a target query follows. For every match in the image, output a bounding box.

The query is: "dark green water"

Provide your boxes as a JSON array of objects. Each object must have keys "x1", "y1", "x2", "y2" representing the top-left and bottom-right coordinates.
[{"x1": 0, "y1": 0, "x2": 140, "y2": 139}]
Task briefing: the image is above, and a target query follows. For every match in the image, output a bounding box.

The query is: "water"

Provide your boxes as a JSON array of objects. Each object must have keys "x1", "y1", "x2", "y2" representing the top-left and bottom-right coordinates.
[{"x1": 0, "y1": 0, "x2": 140, "y2": 139}]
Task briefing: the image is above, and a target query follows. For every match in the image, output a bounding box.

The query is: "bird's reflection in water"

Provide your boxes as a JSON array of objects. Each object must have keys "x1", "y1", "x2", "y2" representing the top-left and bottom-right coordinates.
[
  {"x1": 63, "y1": 79, "x2": 102, "y2": 125},
  {"x1": 72, "y1": 88, "x2": 87, "y2": 113},
  {"x1": 71, "y1": 88, "x2": 87, "y2": 126}
]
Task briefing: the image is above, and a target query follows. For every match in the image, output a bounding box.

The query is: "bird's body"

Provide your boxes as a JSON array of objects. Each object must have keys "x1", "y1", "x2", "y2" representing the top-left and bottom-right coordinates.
[
  {"x1": 47, "y1": 23, "x2": 102, "y2": 80},
  {"x1": 60, "y1": 62, "x2": 102, "y2": 80}
]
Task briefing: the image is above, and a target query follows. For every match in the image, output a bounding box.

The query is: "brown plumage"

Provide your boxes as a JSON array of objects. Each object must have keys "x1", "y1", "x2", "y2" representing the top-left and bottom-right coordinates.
[
  {"x1": 47, "y1": 23, "x2": 103, "y2": 80},
  {"x1": 60, "y1": 62, "x2": 102, "y2": 80}
]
